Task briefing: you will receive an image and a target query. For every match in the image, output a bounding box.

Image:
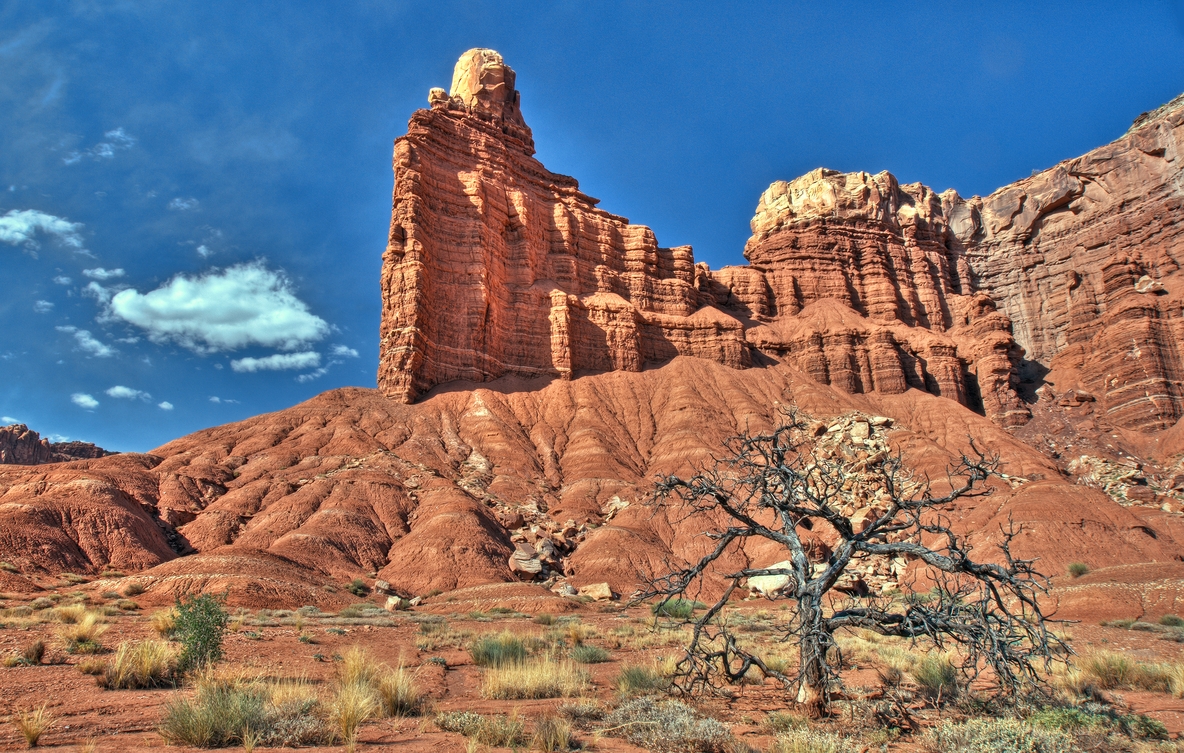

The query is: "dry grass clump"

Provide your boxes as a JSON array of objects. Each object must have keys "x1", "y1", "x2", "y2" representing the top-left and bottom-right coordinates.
[
  {"x1": 469, "y1": 631, "x2": 528, "y2": 667},
  {"x1": 770, "y1": 728, "x2": 856, "y2": 753},
  {"x1": 13, "y1": 704, "x2": 55, "y2": 748},
  {"x1": 570, "y1": 644, "x2": 610, "y2": 663},
  {"x1": 374, "y1": 660, "x2": 424, "y2": 716},
  {"x1": 602, "y1": 697, "x2": 731, "y2": 752},
  {"x1": 3, "y1": 640, "x2": 45, "y2": 667},
  {"x1": 337, "y1": 645, "x2": 380, "y2": 687},
  {"x1": 1075, "y1": 651, "x2": 1184, "y2": 696},
  {"x1": 151, "y1": 607, "x2": 178, "y2": 638},
  {"x1": 160, "y1": 673, "x2": 324, "y2": 748},
  {"x1": 911, "y1": 654, "x2": 959, "y2": 699},
  {"x1": 923, "y1": 718, "x2": 1075, "y2": 753},
  {"x1": 57, "y1": 611, "x2": 107, "y2": 653},
  {"x1": 328, "y1": 681, "x2": 377, "y2": 753},
  {"x1": 435, "y1": 711, "x2": 527, "y2": 747},
  {"x1": 613, "y1": 663, "x2": 669, "y2": 697},
  {"x1": 531, "y1": 714, "x2": 573, "y2": 752},
  {"x1": 482, "y1": 657, "x2": 590, "y2": 699},
  {"x1": 98, "y1": 641, "x2": 178, "y2": 689},
  {"x1": 53, "y1": 604, "x2": 88, "y2": 624},
  {"x1": 77, "y1": 656, "x2": 107, "y2": 676}
]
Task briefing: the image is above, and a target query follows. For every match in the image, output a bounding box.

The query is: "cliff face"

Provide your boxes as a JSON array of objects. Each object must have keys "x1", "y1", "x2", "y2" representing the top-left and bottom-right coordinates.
[
  {"x1": 0, "y1": 424, "x2": 111, "y2": 465},
  {"x1": 378, "y1": 49, "x2": 1028, "y2": 426}
]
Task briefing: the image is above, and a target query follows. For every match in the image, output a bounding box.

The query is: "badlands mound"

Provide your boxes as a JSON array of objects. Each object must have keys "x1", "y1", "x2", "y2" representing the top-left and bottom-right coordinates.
[{"x1": 2, "y1": 51, "x2": 1183, "y2": 621}]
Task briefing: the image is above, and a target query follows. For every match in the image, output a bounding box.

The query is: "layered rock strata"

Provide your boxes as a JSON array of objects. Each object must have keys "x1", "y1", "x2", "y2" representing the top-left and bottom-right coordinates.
[
  {"x1": 378, "y1": 49, "x2": 1029, "y2": 426},
  {"x1": 0, "y1": 423, "x2": 111, "y2": 465}
]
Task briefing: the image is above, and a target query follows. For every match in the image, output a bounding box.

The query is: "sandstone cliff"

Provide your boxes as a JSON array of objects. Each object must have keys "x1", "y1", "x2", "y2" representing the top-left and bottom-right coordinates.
[
  {"x1": 0, "y1": 423, "x2": 111, "y2": 465},
  {"x1": 378, "y1": 49, "x2": 1028, "y2": 426}
]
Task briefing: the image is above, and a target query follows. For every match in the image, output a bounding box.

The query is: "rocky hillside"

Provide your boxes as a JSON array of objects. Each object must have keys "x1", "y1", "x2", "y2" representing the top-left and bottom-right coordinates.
[
  {"x1": 0, "y1": 423, "x2": 111, "y2": 465},
  {"x1": 1, "y1": 50, "x2": 1182, "y2": 621}
]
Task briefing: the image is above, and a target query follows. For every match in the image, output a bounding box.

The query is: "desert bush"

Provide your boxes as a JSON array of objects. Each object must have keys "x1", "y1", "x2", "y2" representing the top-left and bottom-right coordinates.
[
  {"x1": 1159, "y1": 614, "x2": 1184, "y2": 627},
  {"x1": 328, "y1": 681, "x2": 377, "y2": 752},
  {"x1": 482, "y1": 657, "x2": 590, "y2": 699},
  {"x1": 531, "y1": 714, "x2": 573, "y2": 752},
  {"x1": 1066, "y1": 562, "x2": 1089, "y2": 578},
  {"x1": 912, "y1": 654, "x2": 959, "y2": 699},
  {"x1": 469, "y1": 631, "x2": 527, "y2": 667},
  {"x1": 0, "y1": 561, "x2": 17, "y2": 572},
  {"x1": 77, "y1": 657, "x2": 107, "y2": 676},
  {"x1": 174, "y1": 594, "x2": 228, "y2": 671},
  {"x1": 1026, "y1": 706, "x2": 1168, "y2": 739},
  {"x1": 1077, "y1": 651, "x2": 1179, "y2": 692},
  {"x1": 29, "y1": 597, "x2": 54, "y2": 610},
  {"x1": 13, "y1": 704, "x2": 54, "y2": 748},
  {"x1": 571, "y1": 644, "x2": 609, "y2": 664},
  {"x1": 614, "y1": 663, "x2": 668, "y2": 696},
  {"x1": 603, "y1": 697, "x2": 731, "y2": 753},
  {"x1": 98, "y1": 641, "x2": 178, "y2": 689},
  {"x1": 436, "y1": 711, "x2": 527, "y2": 747},
  {"x1": 375, "y1": 661, "x2": 423, "y2": 716},
  {"x1": 160, "y1": 676, "x2": 323, "y2": 748},
  {"x1": 58, "y1": 611, "x2": 107, "y2": 654},
  {"x1": 345, "y1": 578, "x2": 369, "y2": 597},
  {"x1": 557, "y1": 700, "x2": 604, "y2": 725},
  {"x1": 7, "y1": 640, "x2": 45, "y2": 667},
  {"x1": 923, "y1": 718, "x2": 1076, "y2": 753},
  {"x1": 151, "y1": 608, "x2": 178, "y2": 638},
  {"x1": 122, "y1": 581, "x2": 145, "y2": 597},
  {"x1": 534, "y1": 613, "x2": 557, "y2": 625},
  {"x1": 651, "y1": 598, "x2": 704, "y2": 619},
  {"x1": 770, "y1": 728, "x2": 855, "y2": 753},
  {"x1": 762, "y1": 711, "x2": 809, "y2": 733}
]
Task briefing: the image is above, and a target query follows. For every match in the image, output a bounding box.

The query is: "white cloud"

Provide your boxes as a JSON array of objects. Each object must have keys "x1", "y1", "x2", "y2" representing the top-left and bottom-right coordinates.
[
  {"x1": 56, "y1": 325, "x2": 115, "y2": 357},
  {"x1": 196, "y1": 244, "x2": 211, "y2": 257},
  {"x1": 106, "y1": 385, "x2": 150, "y2": 400},
  {"x1": 0, "y1": 210, "x2": 86, "y2": 255},
  {"x1": 63, "y1": 128, "x2": 137, "y2": 165},
  {"x1": 208, "y1": 396, "x2": 239, "y2": 404},
  {"x1": 53, "y1": 275, "x2": 72, "y2": 285},
  {"x1": 158, "y1": 401, "x2": 173, "y2": 411},
  {"x1": 1, "y1": 416, "x2": 19, "y2": 424},
  {"x1": 296, "y1": 366, "x2": 330, "y2": 383},
  {"x1": 105, "y1": 128, "x2": 136, "y2": 148},
  {"x1": 83, "y1": 267, "x2": 124, "y2": 280},
  {"x1": 108, "y1": 262, "x2": 328, "y2": 353},
  {"x1": 83, "y1": 281, "x2": 113, "y2": 305},
  {"x1": 71, "y1": 393, "x2": 99, "y2": 409},
  {"x1": 168, "y1": 197, "x2": 199, "y2": 211},
  {"x1": 231, "y1": 351, "x2": 320, "y2": 373},
  {"x1": 33, "y1": 300, "x2": 53, "y2": 313},
  {"x1": 331, "y1": 345, "x2": 359, "y2": 358}
]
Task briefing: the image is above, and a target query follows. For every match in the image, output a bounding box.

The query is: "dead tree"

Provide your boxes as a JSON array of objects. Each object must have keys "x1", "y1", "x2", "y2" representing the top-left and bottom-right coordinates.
[{"x1": 645, "y1": 410, "x2": 1067, "y2": 717}]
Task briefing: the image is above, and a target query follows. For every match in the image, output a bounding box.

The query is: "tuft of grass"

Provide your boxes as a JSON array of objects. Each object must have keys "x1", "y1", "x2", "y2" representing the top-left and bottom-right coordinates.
[
  {"x1": 531, "y1": 714, "x2": 573, "y2": 752},
  {"x1": 469, "y1": 631, "x2": 528, "y2": 667},
  {"x1": 650, "y1": 598, "x2": 705, "y2": 619},
  {"x1": 337, "y1": 645, "x2": 380, "y2": 688},
  {"x1": 375, "y1": 661, "x2": 423, "y2": 717},
  {"x1": 614, "y1": 663, "x2": 668, "y2": 697},
  {"x1": 570, "y1": 644, "x2": 609, "y2": 664},
  {"x1": 160, "y1": 675, "x2": 324, "y2": 748},
  {"x1": 534, "y1": 613, "x2": 557, "y2": 625},
  {"x1": 14, "y1": 704, "x2": 55, "y2": 748},
  {"x1": 151, "y1": 608, "x2": 178, "y2": 638},
  {"x1": 770, "y1": 728, "x2": 855, "y2": 753},
  {"x1": 122, "y1": 581, "x2": 145, "y2": 597},
  {"x1": 57, "y1": 611, "x2": 108, "y2": 654},
  {"x1": 1159, "y1": 614, "x2": 1184, "y2": 628},
  {"x1": 482, "y1": 657, "x2": 590, "y2": 700},
  {"x1": 53, "y1": 604, "x2": 88, "y2": 624},
  {"x1": 911, "y1": 654, "x2": 958, "y2": 699},
  {"x1": 4, "y1": 640, "x2": 47, "y2": 667},
  {"x1": 763, "y1": 711, "x2": 809, "y2": 733},
  {"x1": 1066, "y1": 562, "x2": 1089, "y2": 578},
  {"x1": 603, "y1": 697, "x2": 731, "y2": 752},
  {"x1": 436, "y1": 711, "x2": 527, "y2": 747},
  {"x1": 328, "y1": 681, "x2": 377, "y2": 753},
  {"x1": 924, "y1": 718, "x2": 1075, "y2": 753},
  {"x1": 0, "y1": 561, "x2": 17, "y2": 573},
  {"x1": 77, "y1": 657, "x2": 107, "y2": 676},
  {"x1": 98, "y1": 640, "x2": 178, "y2": 689}
]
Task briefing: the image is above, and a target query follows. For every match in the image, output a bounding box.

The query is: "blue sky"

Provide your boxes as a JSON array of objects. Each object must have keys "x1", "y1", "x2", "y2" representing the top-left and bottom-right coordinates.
[{"x1": 2, "y1": 1, "x2": 1182, "y2": 452}]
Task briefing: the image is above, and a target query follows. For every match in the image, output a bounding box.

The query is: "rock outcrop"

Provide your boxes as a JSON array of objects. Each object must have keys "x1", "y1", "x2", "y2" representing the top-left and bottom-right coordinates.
[
  {"x1": 378, "y1": 49, "x2": 1028, "y2": 426},
  {"x1": 0, "y1": 424, "x2": 111, "y2": 465}
]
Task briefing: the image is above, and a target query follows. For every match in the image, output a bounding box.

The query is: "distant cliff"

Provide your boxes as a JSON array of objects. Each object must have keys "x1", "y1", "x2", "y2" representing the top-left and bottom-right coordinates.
[{"x1": 0, "y1": 423, "x2": 112, "y2": 465}]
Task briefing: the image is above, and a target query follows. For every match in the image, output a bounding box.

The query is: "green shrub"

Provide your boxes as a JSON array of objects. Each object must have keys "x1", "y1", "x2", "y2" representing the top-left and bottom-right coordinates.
[
  {"x1": 570, "y1": 644, "x2": 610, "y2": 664},
  {"x1": 924, "y1": 718, "x2": 1075, "y2": 753},
  {"x1": 469, "y1": 632, "x2": 527, "y2": 667},
  {"x1": 603, "y1": 697, "x2": 731, "y2": 752},
  {"x1": 763, "y1": 711, "x2": 809, "y2": 733},
  {"x1": 1159, "y1": 614, "x2": 1184, "y2": 627},
  {"x1": 650, "y1": 598, "x2": 704, "y2": 619},
  {"x1": 159, "y1": 679, "x2": 323, "y2": 747},
  {"x1": 345, "y1": 579, "x2": 369, "y2": 597},
  {"x1": 911, "y1": 654, "x2": 958, "y2": 699},
  {"x1": 614, "y1": 664, "x2": 668, "y2": 696},
  {"x1": 174, "y1": 594, "x2": 228, "y2": 671},
  {"x1": 1066, "y1": 562, "x2": 1089, "y2": 578}
]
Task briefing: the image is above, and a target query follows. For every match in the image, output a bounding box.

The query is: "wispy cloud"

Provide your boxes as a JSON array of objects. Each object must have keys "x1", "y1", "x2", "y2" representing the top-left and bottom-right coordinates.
[
  {"x1": 107, "y1": 261, "x2": 328, "y2": 353},
  {"x1": 62, "y1": 127, "x2": 137, "y2": 165},
  {"x1": 53, "y1": 275, "x2": 72, "y2": 285},
  {"x1": 33, "y1": 300, "x2": 53, "y2": 313},
  {"x1": 71, "y1": 393, "x2": 99, "y2": 409},
  {"x1": 208, "y1": 396, "x2": 239, "y2": 404},
  {"x1": 0, "y1": 209, "x2": 86, "y2": 255},
  {"x1": 330, "y1": 345, "x2": 359, "y2": 358},
  {"x1": 231, "y1": 351, "x2": 320, "y2": 373},
  {"x1": 168, "y1": 197, "x2": 199, "y2": 211},
  {"x1": 106, "y1": 385, "x2": 150, "y2": 400},
  {"x1": 56, "y1": 325, "x2": 115, "y2": 357},
  {"x1": 83, "y1": 267, "x2": 124, "y2": 280},
  {"x1": 1, "y1": 416, "x2": 20, "y2": 425}
]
